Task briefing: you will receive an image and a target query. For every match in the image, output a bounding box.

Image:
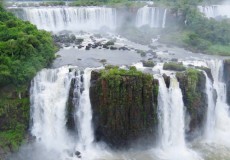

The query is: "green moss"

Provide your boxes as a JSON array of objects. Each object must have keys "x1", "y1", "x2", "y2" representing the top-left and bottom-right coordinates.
[
  {"x1": 163, "y1": 62, "x2": 186, "y2": 71},
  {"x1": 100, "y1": 66, "x2": 143, "y2": 78},
  {"x1": 176, "y1": 68, "x2": 203, "y2": 113},
  {"x1": 142, "y1": 61, "x2": 155, "y2": 67}
]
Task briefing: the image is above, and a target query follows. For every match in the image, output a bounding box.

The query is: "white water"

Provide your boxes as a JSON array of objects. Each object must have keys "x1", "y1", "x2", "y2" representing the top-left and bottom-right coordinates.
[
  {"x1": 14, "y1": 7, "x2": 117, "y2": 32},
  {"x1": 75, "y1": 68, "x2": 95, "y2": 152},
  {"x1": 203, "y1": 71, "x2": 216, "y2": 140},
  {"x1": 30, "y1": 66, "x2": 74, "y2": 151},
  {"x1": 30, "y1": 66, "x2": 101, "y2": 159},
  {"x1": 198, "y1": 5, "x2": 230, "y2": 19},
  {"x1": 156, "y1": 75, "x2": 201, "y2": 160},
  {"x1": 136, "y1": 6, "x2": 167, "y2": 28},
  {"x1": 205, "y1": 60, "x2": 230, "y2": 145}
]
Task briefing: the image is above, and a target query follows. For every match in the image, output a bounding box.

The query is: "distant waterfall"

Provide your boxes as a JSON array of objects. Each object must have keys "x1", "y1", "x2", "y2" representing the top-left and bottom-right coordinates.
[
  {"x1": 206, "y1": 60, "x2": 230, "y2": 145},
  {"x1": 13, "y1": 7, "x2": 117, "y2": 32},
  {"x1": 136, "y1": 6, "x2": 167, "y2": 28},
  {"x1": 198, "y1": 5, "x2": 230, "y2": 19}
]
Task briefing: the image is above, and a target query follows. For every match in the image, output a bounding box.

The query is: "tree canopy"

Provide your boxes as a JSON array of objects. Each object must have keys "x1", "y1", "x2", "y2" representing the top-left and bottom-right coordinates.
[{"x1": 0, "y1": 3, "x2": 56, "y2": 87}]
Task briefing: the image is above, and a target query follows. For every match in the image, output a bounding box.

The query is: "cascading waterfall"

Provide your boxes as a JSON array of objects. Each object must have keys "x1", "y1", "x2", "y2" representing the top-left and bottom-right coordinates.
[
  {"x1": 30, "y1": 66, "x2": 98, "y2": 159},
  {"x1": 198, "y1": 5, "x2": 230, "y2": 19},
  {"x1": 136, "y1": 6, "x2": 167, "y2": 28},
  {"x1": 13, "y1": 7, "x2": 117, "y2": 32},
  {"x1": 30, "y1": 66, "x2": 74, "y2": 151},
  {"x1": 203, "y1": 71, "x2": 216, "y2": 140},
  {"x1": 75, "y1": 68, "x2": 95, "y2": 151},
  {"x1": 157, "y1": 76, "x2": 185, "y2": 148},
  {"x1": 156, "y1": 75, "x2": 201, "y2": 160},
  {"x1": 206, "y1": 60, "x2": 230, "y2": 145}
]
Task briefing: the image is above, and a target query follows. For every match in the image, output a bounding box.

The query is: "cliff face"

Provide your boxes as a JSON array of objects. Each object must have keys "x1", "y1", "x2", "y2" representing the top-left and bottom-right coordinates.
[
  {"x1": 90, "y1": 67, "x2": 158, "y2": 148},
  {"x1": 0, "y1": 86, "x2": 30, "y2": 159},
  {"x1": 223, "y1": 60, "x2": 230, "y2": 106},
  {"x1": 176, "y1": 69, "x2": 207, "y2": 139}
]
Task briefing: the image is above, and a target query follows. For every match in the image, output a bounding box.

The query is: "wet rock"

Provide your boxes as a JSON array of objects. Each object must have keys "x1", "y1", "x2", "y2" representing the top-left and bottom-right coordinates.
[
  {"x1": 119, "y1": 46, "x2": 129, "y2": 51},
  {"x1": 85, "y1": 45, "x2": 91, "y2": 50},
  {"x1": 142, "y1": 60, "x2": 155, "y2": 67},
  {"x1": 195, "y1": 66, "x2": 213, "y2": 82},
  {"x1": 110, "y1": 46, "x2": 117, "y2": 50},
  {"x1": 75, "y1": 151, "x2": 81, "y2": 158},
  {"x1": 102, "y1": 45, "x2": 109, "y2": 49},
  {"x1": 75, "y1": 38, "x2": 84, "y2": 45},
  {"x1": 66, "y1": 78, "x2": 76, "y2": 131},
  {"x1": 162, "y1": 74, "x2": 170, "y2": 88},
  {"x1": 223, "y1": 59, "x2": 230, "y2": 106},
  {"x1": 171, "y1": 58, "x2": 178, "y2": 62}
]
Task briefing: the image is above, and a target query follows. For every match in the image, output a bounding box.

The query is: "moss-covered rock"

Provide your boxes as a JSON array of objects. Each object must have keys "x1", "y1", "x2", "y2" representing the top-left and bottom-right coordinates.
[
  {"x1": 0, "y1": 85, "x2": 30, "y2": 159},
  {"x1": 163, "y1": 62, "x2": 186, "y2": 71},
  {"x1": 176, "y1": 69, "x2": 206, "y2": 139},
  {"x1": 90, "y1": 67, "x2": 158, "y2": 148},
  {"x1": 142, "y1": 61, "x2": 155, "y2": 67}
]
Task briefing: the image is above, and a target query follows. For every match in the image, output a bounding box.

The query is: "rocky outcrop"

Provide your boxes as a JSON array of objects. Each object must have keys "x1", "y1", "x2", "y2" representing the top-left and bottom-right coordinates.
[
  {"x1": 66, "y1": 71, "x2": 83, "y2": 133},
  {"x1": 66, "y1": 78, "x2": 76, "y2": 132},
  {"x1": 176, "y1": 69, "x2": 207, "y2": 139},
  {"x1": 90, "y1": 67, "x2": 158, "y2": 149},
  {"x1": 223, "y1": 59, "x2": 230, "y2": 106}
]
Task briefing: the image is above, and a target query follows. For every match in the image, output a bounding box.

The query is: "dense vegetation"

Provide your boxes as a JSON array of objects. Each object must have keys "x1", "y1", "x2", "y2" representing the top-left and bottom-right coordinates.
[
  {"x1": 0, "y1": 1, "x2": 56, "y2": 156},
  {"x1": 156, "y1": 0, "x2": 230, "y2": 56},
  {"x1": 68, "y1": 0, "x2": 144, "y2": 7},
  {"x1": 0, "y1": 2, "x2": 56, "y2": 87},
  {"x1": 90, "y1": 67, "x2": 158, "y2": 148}
]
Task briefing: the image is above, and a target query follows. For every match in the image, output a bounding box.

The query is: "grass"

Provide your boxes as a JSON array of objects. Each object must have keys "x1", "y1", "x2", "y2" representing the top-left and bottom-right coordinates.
[{"x1": 207, "y1": 44, "x2": 230, "y2": 56}]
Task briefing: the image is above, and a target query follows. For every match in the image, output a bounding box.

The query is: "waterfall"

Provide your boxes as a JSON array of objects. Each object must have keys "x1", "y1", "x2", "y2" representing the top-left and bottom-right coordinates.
[
  {"x1": 203, "y1": 71, "x2": 216, "y2": 140},
  {"x1": 156, "y1": 75, "x2": 201, "y2": 160},
  {"x1": 206, "y1": 60, "x2": 230, "y2": 145},
  {"x1": 30, "y1": 66, "x2": 98, "y2": 159},
  {"x1": 157, "y1": 76, "x2": 185, "y2": 148},
  {"x1": 136, "y1": 6, "x2": 167, "y2": 28},
  {"x1": 30, "y1": 66, "x2": 74, "y2": 151},
  {"x1": 75, "y1": 68, "x2": 95, "y2": 151},
  {"x1": 198, "y1": 5, "x2": 230, "y2": 19},
  {"x1": 13, "y1": 7, "x2": 117, "y2": 32}
]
